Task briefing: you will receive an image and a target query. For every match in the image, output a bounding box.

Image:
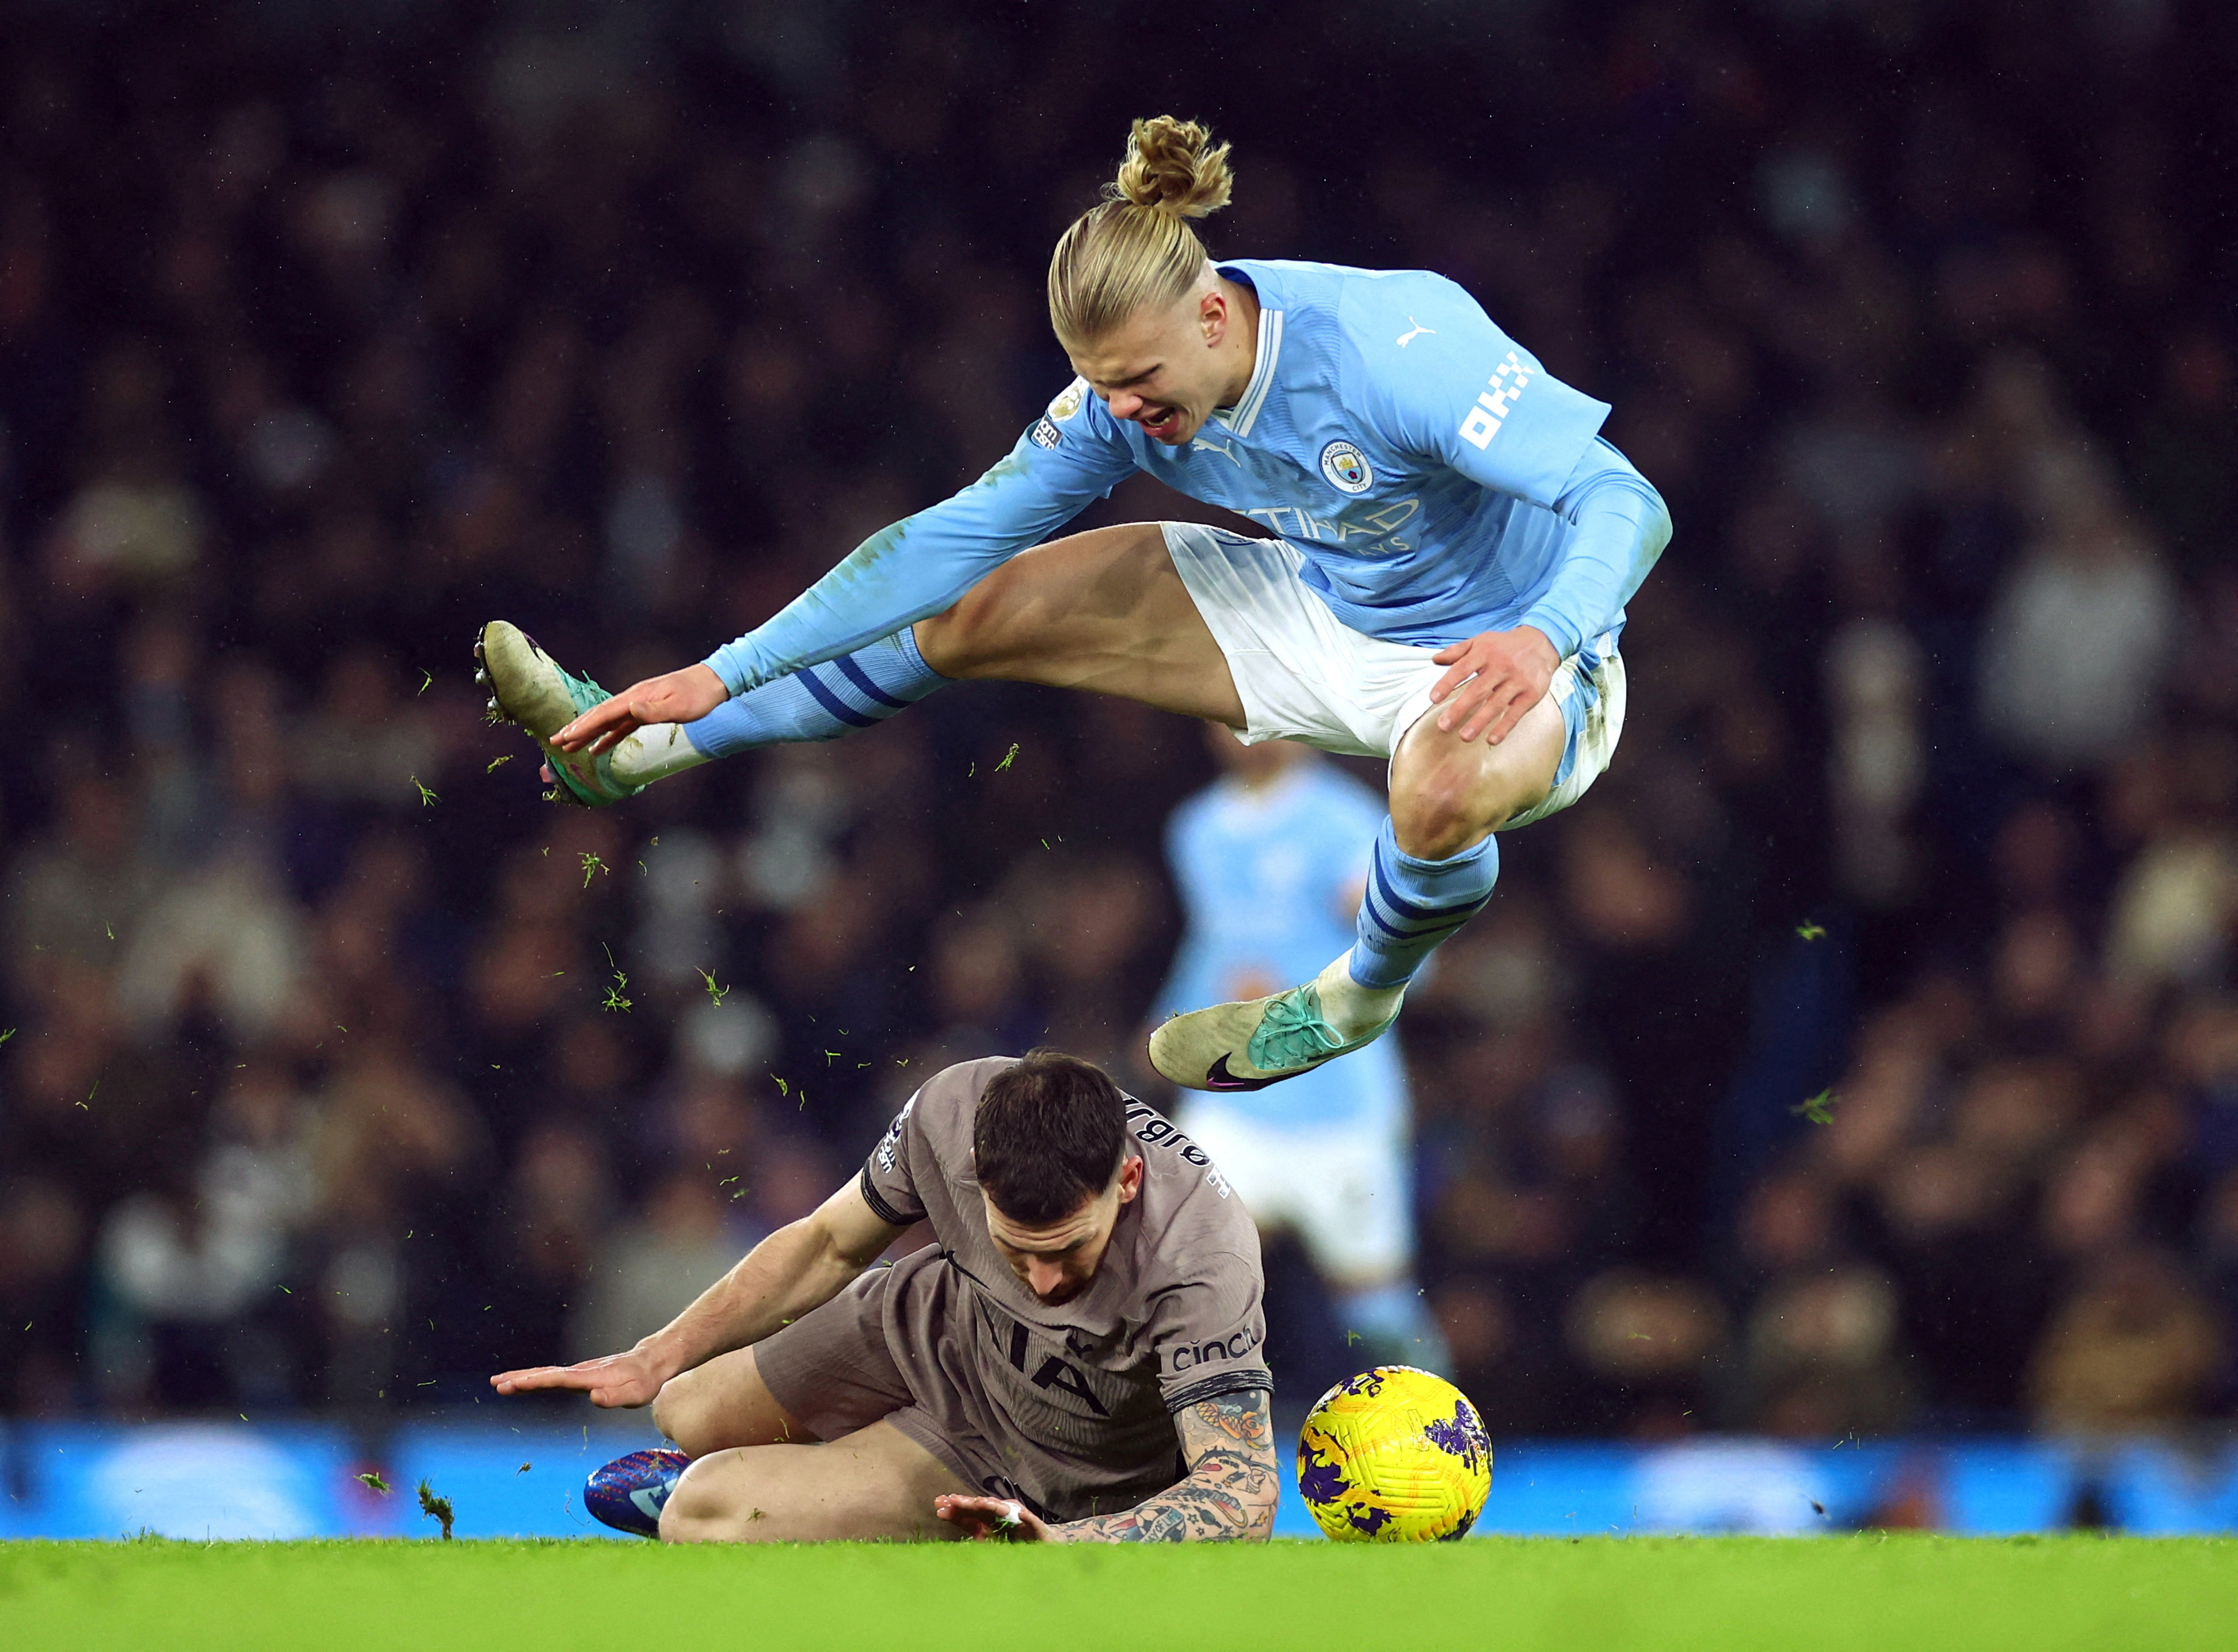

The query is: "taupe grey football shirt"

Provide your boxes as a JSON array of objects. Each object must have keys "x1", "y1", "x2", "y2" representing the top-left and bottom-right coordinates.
[{"x1": 856, "y1": 1057, "x2": 1272, "y2": 1462}]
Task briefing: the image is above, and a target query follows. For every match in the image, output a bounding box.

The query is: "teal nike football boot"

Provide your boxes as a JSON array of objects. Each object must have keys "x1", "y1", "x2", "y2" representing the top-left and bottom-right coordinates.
[
  {"x1": 1149, "y1": 955, "x2": 1404, "y2": 1092},
  {"x1": 475, "y1": 621, "x2": 642, "y2": 807}
]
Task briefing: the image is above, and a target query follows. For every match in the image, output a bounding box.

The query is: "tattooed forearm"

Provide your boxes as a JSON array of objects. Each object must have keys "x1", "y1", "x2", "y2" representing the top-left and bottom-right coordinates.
[
  {"x1": 1195, "y1": 1391, "x2": 1275, "y2": 1447},
  {"x1": 1066, "y1": 1475, "x2": 1258, "y2": 1544},
  {"x1": 1055, "y1": 1390, "x2": 1279, "y2": 1544}
]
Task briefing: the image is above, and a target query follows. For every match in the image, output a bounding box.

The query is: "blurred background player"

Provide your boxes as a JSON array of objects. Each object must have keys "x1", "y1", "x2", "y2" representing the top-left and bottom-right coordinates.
[
  {"x1": 1155, "y1": 727, "x2": 1448, "y2": 1374},
  {"x1": 481, "y1": 114, "x2": 1665, "y2": 1094}
]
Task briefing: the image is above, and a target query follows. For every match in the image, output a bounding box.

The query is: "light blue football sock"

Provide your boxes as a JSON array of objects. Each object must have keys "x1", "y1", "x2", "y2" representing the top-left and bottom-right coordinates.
[
  {"x1": 1347, "y1": 819, "x2": 1496, "y2": 990},
  {"x1": 684, "y1": 628, "x2": 948, "y2": 758}
]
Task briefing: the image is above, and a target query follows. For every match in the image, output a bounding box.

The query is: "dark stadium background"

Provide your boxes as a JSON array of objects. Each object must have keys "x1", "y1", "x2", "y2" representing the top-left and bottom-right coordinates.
[{"x1": 1, "y1": 0, "x2": 2234, "y2": 1487}]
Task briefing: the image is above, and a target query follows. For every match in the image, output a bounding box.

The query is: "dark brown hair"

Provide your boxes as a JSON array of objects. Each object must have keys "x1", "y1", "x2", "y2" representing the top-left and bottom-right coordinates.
[{"x1": 973, "y1": 1050, "x2": 1129, "y2": 1226}]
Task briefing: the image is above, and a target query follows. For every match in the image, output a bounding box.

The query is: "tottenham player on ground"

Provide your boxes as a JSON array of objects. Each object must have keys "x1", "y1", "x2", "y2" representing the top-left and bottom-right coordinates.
[
  {"x1": 1155, "y1": 727, "x2": 1447, "y2": 1371},
  {"x1": 491, "y1": 1052, "x2": 1276, "y2": 1543},
  {"x1": 477, "y1": 117, "x2": 1669, "y2": 1091}
]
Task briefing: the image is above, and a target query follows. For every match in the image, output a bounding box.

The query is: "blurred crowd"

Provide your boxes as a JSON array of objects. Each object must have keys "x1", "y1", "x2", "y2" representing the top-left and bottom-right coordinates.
[{"x1": 0, "y1": 1, "x2": 2233, "y2": 1446}]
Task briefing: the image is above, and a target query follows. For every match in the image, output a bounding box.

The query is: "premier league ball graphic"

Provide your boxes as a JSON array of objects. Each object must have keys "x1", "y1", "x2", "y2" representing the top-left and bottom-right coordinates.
[{"x1": 1295, "y1": 1367, "x2": 1493, "y2": 1542}]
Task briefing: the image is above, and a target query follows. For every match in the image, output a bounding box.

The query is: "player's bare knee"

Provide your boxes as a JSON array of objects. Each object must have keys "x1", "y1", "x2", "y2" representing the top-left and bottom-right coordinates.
[
  {"x1": 648, "y1": 1376, "x2": 684, "y2": 1447},
  {"x1": 1389, "y1": 777, "x2": 1485, "y2": 861},
  {"x1": 650, "y1": 1373, "x2": 710, "y2": 1456},
  {"x1": 1390, "y1": 807, "x2": 1475, "y2": 861}
]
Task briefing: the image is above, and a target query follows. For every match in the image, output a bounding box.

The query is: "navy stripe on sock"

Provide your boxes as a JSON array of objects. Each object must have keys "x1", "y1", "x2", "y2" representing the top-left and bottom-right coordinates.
[
  {"x1": 1358, "y1": 895, "x2": 1409, "y2": 943},
  {"x1": 1369, "y1": 854, "x2": 1492, "y2": 932},
  {"x1": 1362, "y1": 890, "x2": 1486, "y2": 948},
  {"x1": 796, "y1": 667, "x2": 878, "y2": 729},
  {"x1": 1369, "y1": 851, "x2": 1457, "y2": 925},
  {"x1": 832, "y1": 653, "x2": 912, "y2": 711},
  {"x1": 1363, "y1": 890, "x2": 1480, "y2": 944}
]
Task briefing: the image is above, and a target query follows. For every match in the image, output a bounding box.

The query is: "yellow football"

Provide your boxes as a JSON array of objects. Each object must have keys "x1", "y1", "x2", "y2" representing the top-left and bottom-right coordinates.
[{"x1": 1295, "y1": 1365, "x2": 1493, "y2": 1542}]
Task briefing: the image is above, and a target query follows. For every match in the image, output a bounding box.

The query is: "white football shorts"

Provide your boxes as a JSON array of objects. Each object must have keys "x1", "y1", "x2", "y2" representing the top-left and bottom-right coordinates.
[
  {"x1": 1162, "y1": 521, "x2": 1626, "y2": 830},
  {"x1": 1176, "y1": 1097, "x2": 1414, "y2": 1286}
]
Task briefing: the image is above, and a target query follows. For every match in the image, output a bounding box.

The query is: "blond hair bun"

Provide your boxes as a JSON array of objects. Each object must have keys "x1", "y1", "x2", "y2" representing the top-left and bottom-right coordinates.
[
  {"x1": 1110, "y1": 116, "x2": 1233, "y2": 219},
  {"x1": 1048, "y1": 118, "x2": 1234, "y2": 346}
]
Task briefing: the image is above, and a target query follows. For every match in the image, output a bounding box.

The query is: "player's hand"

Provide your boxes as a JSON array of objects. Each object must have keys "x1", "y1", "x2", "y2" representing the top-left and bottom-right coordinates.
[
  {"x1": 934, "y1": 1494, "x2": 1058, "y2": 1542},
  {"x1": 489, "y1": 1347, "x2": 673, "y2": 1408},
  {"x1": 1428, "y1": 626, "x2": 1558, "y2": 744},
  {"x1": 550, "y1": 663, "x2": 729, "y2": 755}
]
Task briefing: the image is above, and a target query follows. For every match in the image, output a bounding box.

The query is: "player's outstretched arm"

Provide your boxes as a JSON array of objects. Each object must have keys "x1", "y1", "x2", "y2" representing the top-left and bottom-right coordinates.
[
  {"x1": 491, "y1": 1179, "x2": 905, "y2": 1404},
  {"x1": 548, "y1": 662, "x2": 728, "y2": 756},
  {"x1": 935, "y1": 1389, "x2": 1279, "y2": 1544},
  {"x1": 1427, "y1": 444, "x2": 1668, "y2": 746}
]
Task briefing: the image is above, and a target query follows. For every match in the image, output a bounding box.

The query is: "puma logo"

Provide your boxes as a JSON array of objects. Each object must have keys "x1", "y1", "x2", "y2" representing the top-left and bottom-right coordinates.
[{"x1": 1396, "y1": 318, "x2": 1435, "y2": 347}]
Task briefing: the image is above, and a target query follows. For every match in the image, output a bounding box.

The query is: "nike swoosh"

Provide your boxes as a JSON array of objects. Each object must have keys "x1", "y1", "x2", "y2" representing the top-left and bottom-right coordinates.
[
  {"x1": 1207, "y1": 1020, "x2": 1366, "y2": 1090},
  {"x1": 1204, "y1": 1053, "x2": 1321, "y2": 1092}
]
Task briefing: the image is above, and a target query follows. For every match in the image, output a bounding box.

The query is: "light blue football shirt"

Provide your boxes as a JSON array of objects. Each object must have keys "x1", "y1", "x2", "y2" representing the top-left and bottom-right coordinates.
[
  {"x1": 706, "y1": 259, "x2": 1650, "y2": 695},
  {"x1": 1153, "y1": 758, "x2": 1407, "y2": 1131}
]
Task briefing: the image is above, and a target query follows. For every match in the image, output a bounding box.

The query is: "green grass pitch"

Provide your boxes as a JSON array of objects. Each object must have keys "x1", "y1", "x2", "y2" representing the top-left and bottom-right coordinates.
[{"x1": 5, "y1": 1535, "x2": 2226, "y2": 1651}]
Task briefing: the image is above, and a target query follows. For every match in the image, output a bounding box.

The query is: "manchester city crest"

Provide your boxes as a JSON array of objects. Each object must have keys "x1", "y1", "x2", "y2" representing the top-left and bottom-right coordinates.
[{"x1": 1320, "y1": 440, "x2": 1373, "y2": 494}]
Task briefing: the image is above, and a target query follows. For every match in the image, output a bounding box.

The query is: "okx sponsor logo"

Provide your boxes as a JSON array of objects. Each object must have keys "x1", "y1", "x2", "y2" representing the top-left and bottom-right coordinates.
[{"x1": 1458, "y1": 350, "x2": 1534, "y2": 449}]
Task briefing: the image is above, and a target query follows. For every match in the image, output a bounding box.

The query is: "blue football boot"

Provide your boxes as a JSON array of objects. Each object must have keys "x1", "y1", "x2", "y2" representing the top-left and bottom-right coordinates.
[{"x1": 584, "y1": 1447, "x2": 690, "y2": 1537}]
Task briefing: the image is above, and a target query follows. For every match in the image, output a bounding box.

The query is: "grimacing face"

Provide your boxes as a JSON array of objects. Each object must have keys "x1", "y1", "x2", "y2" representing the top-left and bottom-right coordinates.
[
  {"x1": 1063, "y1": 277, "x2": 1257, "y2": 447},
  {"x1": 982, "y1": 1155, "x2": 1143, "y2": 1306}
]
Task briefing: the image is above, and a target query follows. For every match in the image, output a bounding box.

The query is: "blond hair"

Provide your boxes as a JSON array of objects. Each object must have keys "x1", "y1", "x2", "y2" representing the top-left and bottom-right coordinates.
[{"x1": 1049, "y1": 117, "x2": 1233, "y2": 348}]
